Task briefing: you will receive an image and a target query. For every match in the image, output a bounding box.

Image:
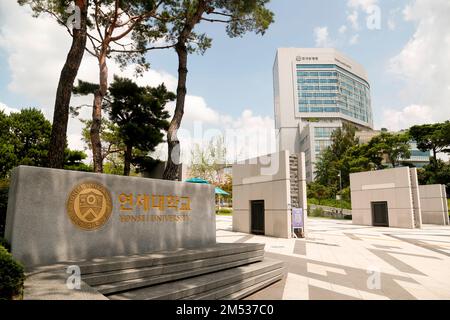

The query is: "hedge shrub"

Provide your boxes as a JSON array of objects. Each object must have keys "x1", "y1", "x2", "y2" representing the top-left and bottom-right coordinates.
[
  {"x1": 216, "y1": 208, "x2": 233, "y2": 215},
  {"x1": 0, "y1": 245, "x2": 25, "y2": 300},
  {"x1": 0, "y1": 238, "x2": 10, "y2": 252},
  {"x1": 308, "y1": 197, "x2": 352, "y2": 210}
]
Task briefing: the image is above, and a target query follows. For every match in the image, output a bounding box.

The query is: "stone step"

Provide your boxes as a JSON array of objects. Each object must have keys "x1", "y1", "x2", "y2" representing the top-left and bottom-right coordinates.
[
  {"x1": 108, "y1": 259, "x2": 284, "y2": 300},
  {"x1": 220, "y1": 273, "x2": 284, "y2": 300},
  {"x1": 77, "y1": 243, "x2": 264, "y2": 275},
  {"x1": 83, "y1": 249, "x2": 264, "y2": 286},
  {"x1": 97, "y1": 255, "x2": 265, "y2": 295},
  {"x1": 181, "y1": 267, "x2": 285, "y2": 300}
]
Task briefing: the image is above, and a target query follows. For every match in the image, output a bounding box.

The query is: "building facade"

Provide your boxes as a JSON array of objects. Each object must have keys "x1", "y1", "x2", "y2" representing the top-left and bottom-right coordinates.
[
  {"x1": 350, "y1": 167, "x2": 422, "y2": 229},
  {"x1": 273, "y1": 48, "x2": 374, "y2": 181},
  {"x1": 232, "y1": 150, "x2": 307, "y2": 238}
]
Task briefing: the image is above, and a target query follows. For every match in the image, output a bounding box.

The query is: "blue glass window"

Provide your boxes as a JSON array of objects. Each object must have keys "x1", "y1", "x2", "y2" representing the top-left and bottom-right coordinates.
[{"x1": 314, "y1": 127, "x2": 335, "y2": 138}]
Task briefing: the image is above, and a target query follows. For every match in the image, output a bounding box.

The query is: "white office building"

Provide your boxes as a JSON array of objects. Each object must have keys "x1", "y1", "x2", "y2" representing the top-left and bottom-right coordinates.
[{"x1": 273, "y1": 48, "x2": 374, "y2": 181}]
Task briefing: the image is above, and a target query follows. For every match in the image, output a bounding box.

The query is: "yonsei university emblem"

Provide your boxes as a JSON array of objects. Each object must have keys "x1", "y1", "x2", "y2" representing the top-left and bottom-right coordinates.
[{"x1": 66, "y1": 181, "x2": 112, "y2": 230}]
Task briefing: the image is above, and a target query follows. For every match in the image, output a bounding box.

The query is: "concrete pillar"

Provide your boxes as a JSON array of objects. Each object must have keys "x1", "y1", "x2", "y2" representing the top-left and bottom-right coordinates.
[
  {"x1": 410, "y1": 168, "x2": 422, "y2": 229},
  {"x1": 442, "y1": 185, "x2": 449, "y2": 226},
  {"x1": 298, "y1": 152, "x2": 308, "y2": 237}
]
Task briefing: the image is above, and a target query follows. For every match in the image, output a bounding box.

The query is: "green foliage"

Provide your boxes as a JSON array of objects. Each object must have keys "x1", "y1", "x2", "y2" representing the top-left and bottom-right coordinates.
[
  {"x1": 341, "y1": 187, "x2": 351, "y2": 202},
  {"x1": 216, "y1": 208, "x2": 233, "y2": 215},
  {"x1": 103, "y1": 161, "x2": 124, "y2": 176},
  {"x1": 315, "y1": 124, "x2": 413, "y2": 195},
  {"x1": 189, "y1": 136, "x2": 227, "y2": 184},
  {"x1": 64, "y1": 149, "x2": 92, "y2": 172},
  {"x1": 107, "y1": 76, "x2": 175, "y2": 175},
  {"x1": 72, "y1": 79, "x2": 99, "y2": 96},
  {"x1": 218, "y1": 174, "x2": 232, "y2": 199},
  {"x1": 0, "y1": 238, "x2": 10, "y2": 252},
  {"x1": 409, "y1": 122, "x2": 450, "y2": 161},
  {"x1": 418, "y1": 159, "x2": 450, "y2": 196},
  {"x1": 0, "y1": 111, "x2": 15, "y2": 178},
  {"x1": 0, "y1": 245, "x2": 25, "y2": 300},
  {"x1": 0, "y1": 180, "x2": 8, "y2": 238},
  {"x1": 132, "y1": 155, "x2": 163, "y2": 175},
  {"x1": 0, "y1": 108, "x2": 51, "y2": 178},
  {"x1": 0, "y1": 108, "x2": 90, "y2": 178},
  {"x1": 161, "y1": 0, "x2": 274, "y2": 54},
  {"x1": 9, "y1": 108, "x2": 52, "y2": 167},
  {"x1": 210, "y1": 0, "x2": 274, "y2": 37},
  {"x1": 368, "y1": 132, "x2": 411, "y2": 168},
  {"x1": 308, "y1": 206, "x2": 324, "y2": 217},
  {"x1": 314, "y1": 123, "x2": 359, "y2": 190},
  {"x1": 307, "y1": 182, "x2": 335, "y2": 204},
  {"x1": 107, "y1": 76, "x2": 174, "y2": 151},
  {"x1": 77, "y1": 76, "x2": 175, "y2": 176},
  {"x1": 81, "y1": 118, "x2": 125, "y2": 162},
  {"x1": 308, "y1": 198, "x2": 352, "y2": 210}
]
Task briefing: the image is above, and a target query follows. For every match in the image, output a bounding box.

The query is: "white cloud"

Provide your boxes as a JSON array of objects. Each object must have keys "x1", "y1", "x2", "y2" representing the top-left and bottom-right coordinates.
[
  {"x1": 347, "y1": 10, "x2": 359, "y2": 30},
  {"x1": 347, "y1": 0, "x2": 379, "y2": 13},
  {"x1": 386, "y1": 0, "x2": 450, "y2": 128},
  {"x1": 339, "y1": 25, "x2": 348, "y2": 34},
  {"x1": 174, "y1": 107, "x2": 276, "y2": 164},
  {"x1": 387, "y1": 8, "x2": 401, "y2": 31},
  {"x1": 0, "y1": 102, "x2": 20, "y2": 115},
  {"x1": 380, "y1": 105, "x2": 433, "y2": 132},
  {"x1": 349, "y1": 34, "x2": 359, "y2": 45},
  {"x1": 314, "y1": 27, "x2": 334, "y2": 48},
  {"x1": 387, "y1": 19, "x2": 396, "y2": 31},
  {"x1": 0, "y1": 1, "x2": 275, "y2": 165}
]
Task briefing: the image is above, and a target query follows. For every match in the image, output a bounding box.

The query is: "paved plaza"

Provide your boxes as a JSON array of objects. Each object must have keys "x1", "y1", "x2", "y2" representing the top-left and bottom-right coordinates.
[{"x1": 216, "y1": 216, "x2": 450, "y2": 300}]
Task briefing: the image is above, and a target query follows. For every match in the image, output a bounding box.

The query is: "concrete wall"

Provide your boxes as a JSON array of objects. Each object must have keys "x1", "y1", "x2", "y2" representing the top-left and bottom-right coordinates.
[
  {"x1": 419, "y1": 184, "x2": 449, "y2": 225},
  {"x1": 5, "y1": 166, "x2": 215, "y2": 267},
  {"x1": 350, "y1": 167, "x2": 421, "y2": 229},
  {"x1": 232, "y1": 150, "x2": 295, "y2": 238}
]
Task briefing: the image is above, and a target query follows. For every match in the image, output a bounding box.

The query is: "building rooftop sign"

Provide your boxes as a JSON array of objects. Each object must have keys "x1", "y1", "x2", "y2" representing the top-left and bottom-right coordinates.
[{"x1": 296, "y1": 56, "x2": 319, "y2": 62}]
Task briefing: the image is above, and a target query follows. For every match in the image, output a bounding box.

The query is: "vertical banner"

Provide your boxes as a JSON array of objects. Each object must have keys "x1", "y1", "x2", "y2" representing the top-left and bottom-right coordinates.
[{"x1": 292, "y1": 208, "x2": 304, "y2": 238}]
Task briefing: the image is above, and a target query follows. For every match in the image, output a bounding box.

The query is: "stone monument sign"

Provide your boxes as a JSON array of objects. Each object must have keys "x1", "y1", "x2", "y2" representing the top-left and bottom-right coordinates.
[{"x1": 5, "y1": 166, "x2": 216, "y2": 267}]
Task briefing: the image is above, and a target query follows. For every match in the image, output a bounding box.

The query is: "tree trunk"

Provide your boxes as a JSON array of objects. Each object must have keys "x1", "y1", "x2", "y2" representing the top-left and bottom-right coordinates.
[
  {"x1": 163, "y1": 1, "x2": 208, "y2": 181},
  {"x1": 433, "y1": 147, "x2": 438, "y2": 170},
  {"x1": 90, "y1": 53, "x2": 108, "y2": 173},
  {"x1": 124, "y1": 144, "x2": 133, "y2": 176},
  {"x1": 163, "y1": 44, "x2": 188, "y2": 181},
  {"x1": 47, "y1": 0, "x2": 88, "y2": 169}
]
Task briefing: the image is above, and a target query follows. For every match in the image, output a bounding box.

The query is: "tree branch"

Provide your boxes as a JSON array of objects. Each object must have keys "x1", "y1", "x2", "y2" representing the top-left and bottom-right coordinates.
[
  {"x1": 108, "y1": 43, "x2": 176, "y2": 54},
  {"x1": 208, "y1": 11, "x2": 233, "y2": 17},
  {"x1": 93, "y1": 0, "x2": 104, "y2": 42},
  {"x1": 201, "y1": 17, "x2": 230, "y2": 23}
]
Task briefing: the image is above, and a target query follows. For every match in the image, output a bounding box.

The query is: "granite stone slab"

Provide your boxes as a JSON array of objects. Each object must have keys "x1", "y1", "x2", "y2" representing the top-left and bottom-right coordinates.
[{"x1": 5, "y1": 166, "x2": 216, "y2": 267}]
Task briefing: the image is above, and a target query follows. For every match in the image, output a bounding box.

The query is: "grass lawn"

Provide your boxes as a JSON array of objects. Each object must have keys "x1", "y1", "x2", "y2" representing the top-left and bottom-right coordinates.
[{"x1": 216, "y1": 212, "x2": 232, "y2": 216}]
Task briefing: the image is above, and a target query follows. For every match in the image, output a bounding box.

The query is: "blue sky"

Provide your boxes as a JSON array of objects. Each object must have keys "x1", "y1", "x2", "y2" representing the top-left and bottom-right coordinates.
[
  {"x1": 0, "y1": 0, "x2": 449, "y2": 155},
  {"x1": 137, "y1": 0, "x2": 415, "y2": 127}
]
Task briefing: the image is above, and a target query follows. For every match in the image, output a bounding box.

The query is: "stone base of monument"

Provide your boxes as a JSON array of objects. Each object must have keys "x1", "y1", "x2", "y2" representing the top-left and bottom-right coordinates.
[{"x1": 24, "y1": 243, "x2": 285, "y2": 300}]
